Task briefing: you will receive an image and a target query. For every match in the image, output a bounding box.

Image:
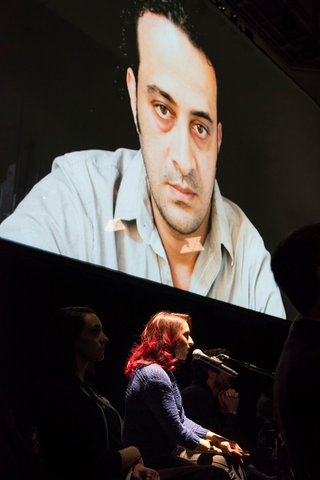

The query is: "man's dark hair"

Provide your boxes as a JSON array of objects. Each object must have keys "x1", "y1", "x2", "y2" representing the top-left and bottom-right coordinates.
[
  {"x1": 120, "y1": 0, "x2": 212, "y2": 80},
  {"x1": 192, "y1": 348, "x2": 230, "y2": 385},
  {"x1": 45, "y1": 306, "x2": 96, "y2": 374},
  {"x1": 271, "y1": 224, "x2": 320, "y2": 313}
]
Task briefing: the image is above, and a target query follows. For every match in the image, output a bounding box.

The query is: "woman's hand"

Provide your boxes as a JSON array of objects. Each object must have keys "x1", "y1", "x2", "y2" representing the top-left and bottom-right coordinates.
[
  {"x1": 194, "y1": 438, "x2": 215, "y2": 453},
  {"x1": 205, "y1": 432, "x2": 250, "y2": 461},
  {"x1": 132, "y1": 464, "x2": 160, "y2": 480}
]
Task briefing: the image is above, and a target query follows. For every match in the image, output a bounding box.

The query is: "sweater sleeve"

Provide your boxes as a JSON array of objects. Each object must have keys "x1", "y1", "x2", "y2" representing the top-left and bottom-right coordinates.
[
  {"x1": 181, "y1": 415, "x2": 208, "y2": 439},
  {"x1": 140, "y1": 365, "x2": 208, "y2": 450}
]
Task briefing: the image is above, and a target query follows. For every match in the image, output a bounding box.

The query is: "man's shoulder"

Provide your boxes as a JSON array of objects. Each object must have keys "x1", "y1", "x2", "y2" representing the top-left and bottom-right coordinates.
[
  {"x1": 221, "y1": 195, "x2": 256, "y2": 231},
  {"x1": 219, "y1": 193, "x2": 265, "y2": 248},
  {"x1": 52, "y1": 148, "x2": 139, "y2": 176},
  {"x1": 181, "y1": 384, "x2": 210, "y2": 400}
]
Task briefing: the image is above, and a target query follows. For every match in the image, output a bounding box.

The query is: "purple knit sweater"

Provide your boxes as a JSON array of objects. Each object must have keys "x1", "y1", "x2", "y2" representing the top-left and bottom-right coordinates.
[{"x1": 123, "y1": 363, "x2": 208, "y2": 469}]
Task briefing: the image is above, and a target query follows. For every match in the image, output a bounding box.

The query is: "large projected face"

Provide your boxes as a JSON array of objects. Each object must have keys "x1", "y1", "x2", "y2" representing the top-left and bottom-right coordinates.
[
  {"x1": 127, "y1": 12, "x2": 222, "y2": 237},
  {"x1": 0, "y1": 0, "x2": 287, "y2": 319}
]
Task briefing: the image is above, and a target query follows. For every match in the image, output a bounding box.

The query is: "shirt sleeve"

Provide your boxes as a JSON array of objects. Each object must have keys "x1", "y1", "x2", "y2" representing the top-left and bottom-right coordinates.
[
  {"x1": 141, "y1": 365, "x2": 208, "y2": 450},
  {"x1": 0, "y1": 153, "x2": 93, "y2": 258}
]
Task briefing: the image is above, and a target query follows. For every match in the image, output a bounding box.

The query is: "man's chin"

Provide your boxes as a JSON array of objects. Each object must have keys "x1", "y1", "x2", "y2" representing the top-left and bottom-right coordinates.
[
  {"x1": 159, "y1": 206, "x2": 205, "y2": 235},
  {"x1": 164, "y1": 217, "x2": 204, "y2": 236}
]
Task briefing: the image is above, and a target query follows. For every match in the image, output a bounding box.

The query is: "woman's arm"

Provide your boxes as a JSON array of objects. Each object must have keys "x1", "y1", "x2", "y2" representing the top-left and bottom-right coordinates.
[
  {"x1": 139, "y1": 365, "x2": 206, "y2": 450},
  {"x1": 193, "y1": 438, "x2": 212, "y2": 452},
  {"x1": 193, "y1": 434, "x2": 249, "y2": 459},
  {"x1": 119, "y1": 447, "x2": 160, "y2": 480},
  {"x1": 119, "y1": 446, "x2": 141, "y2": 472}
]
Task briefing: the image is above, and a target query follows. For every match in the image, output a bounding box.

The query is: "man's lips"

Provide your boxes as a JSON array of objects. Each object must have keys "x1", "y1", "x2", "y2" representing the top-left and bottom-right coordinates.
[{"x1": 168, "y1": 183, "x2": 196, "y2": 203}]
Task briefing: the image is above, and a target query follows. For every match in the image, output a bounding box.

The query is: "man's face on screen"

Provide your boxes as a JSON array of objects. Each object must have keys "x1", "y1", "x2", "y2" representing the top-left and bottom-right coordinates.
[{"x1": 127, "y1": 12, "x2": 222, "y2": 236}]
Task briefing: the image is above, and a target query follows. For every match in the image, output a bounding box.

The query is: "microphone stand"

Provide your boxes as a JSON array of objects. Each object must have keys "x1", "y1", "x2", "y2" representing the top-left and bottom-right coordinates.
[
  {"x1": 220, "y1": 355, "x2": 275, "y2": 379},
  {"x1": 216, "y1": 355, "x2": 292, "y2": 480}
]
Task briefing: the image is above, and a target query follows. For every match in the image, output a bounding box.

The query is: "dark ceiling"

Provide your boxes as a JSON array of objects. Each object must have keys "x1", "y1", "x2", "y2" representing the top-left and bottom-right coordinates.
[
  {"x1": 212, "y1": 0, "x2": 320, "y2": 104},
  {"x1": 226, "y1": 0, "x2": 319, "y2": 69}
]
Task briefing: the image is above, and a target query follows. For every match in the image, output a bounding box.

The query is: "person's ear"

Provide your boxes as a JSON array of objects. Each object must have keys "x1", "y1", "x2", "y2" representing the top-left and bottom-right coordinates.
[
  {"x1": 208, "y1": 369, "x2": 216, "y2": 380},
  {"x1": 217, "y1": 122, "x2": 222, "y2": 153},
  {"x1": 126, "y1": 67, "x2": 138, "y2": 133}
]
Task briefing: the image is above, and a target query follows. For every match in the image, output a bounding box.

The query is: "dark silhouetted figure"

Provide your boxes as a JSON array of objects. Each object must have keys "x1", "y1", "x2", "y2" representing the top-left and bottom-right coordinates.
[{"x1": 272, "y1": 224, "x2": 320, "y2": 480}]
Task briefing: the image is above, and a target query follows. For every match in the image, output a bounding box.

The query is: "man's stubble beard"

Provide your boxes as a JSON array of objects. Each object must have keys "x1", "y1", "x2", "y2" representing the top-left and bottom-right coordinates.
[{"x1": 137, "y1": 113, "x2": 216, "y2": 236}]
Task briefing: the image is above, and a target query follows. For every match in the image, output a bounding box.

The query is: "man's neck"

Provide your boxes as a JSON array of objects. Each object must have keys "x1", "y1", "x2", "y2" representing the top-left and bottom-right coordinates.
[{"x1": 151, "y1": 198, "x2": 210, "y2": 290}]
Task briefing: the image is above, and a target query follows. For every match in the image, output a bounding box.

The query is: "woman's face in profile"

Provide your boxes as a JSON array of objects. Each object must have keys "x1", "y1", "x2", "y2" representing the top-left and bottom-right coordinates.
[
  {"x1": 74, "y1": 314, "x2": 109, "y2": 363},
  {"x1": 174, "y1": 320, "x2": 194, "y2": 361}
]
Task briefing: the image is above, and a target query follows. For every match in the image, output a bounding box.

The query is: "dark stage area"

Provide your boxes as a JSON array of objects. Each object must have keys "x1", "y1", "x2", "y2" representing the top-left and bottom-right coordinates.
[{"x1": 0, "y1": 238, "x2": 289, "y2": 470}]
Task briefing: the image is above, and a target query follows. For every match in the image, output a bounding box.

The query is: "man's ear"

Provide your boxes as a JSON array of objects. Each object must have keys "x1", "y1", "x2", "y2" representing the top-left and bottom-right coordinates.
[
  {"x1": 208, "y1": 369, "x2": 216, "y2": 380},
  {"x1": 217, "y1": 122, "x2": 222, "y2": 153},
  {"x1": 126, "y1": 67, "x2": 138, "y2": 132}
]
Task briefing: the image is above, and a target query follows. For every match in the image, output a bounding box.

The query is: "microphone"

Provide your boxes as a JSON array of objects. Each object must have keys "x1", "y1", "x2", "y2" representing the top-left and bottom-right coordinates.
[{"x1": 192, "y1": 349, "x2": 238, "y2": 377}]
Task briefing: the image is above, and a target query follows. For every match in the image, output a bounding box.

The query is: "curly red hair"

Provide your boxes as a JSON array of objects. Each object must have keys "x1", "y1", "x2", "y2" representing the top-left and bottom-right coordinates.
[{"x1": 125, "y1": 311, "x2": 192, "y2": 376}]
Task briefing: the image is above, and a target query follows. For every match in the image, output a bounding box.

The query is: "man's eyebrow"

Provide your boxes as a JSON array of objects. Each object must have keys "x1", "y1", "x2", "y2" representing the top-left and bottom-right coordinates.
[
  {"x1": 146, "y1": 84, "x2": 176, "y2": 105},
  {"x1": 191, "y1": 110, "x2": 213, "y2": 125}
]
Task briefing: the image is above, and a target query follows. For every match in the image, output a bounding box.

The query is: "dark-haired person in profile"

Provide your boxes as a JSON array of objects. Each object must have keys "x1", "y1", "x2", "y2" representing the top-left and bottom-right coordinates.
[
  {"x1": 181, "y1": 349, "x2": 275, "y2": 480},
  {"x1": 37, "y1": 306, "x2": 159, "y2": 480},
  {"x1": 0, "y1": 0, "x2": 285, "y2": 318},
  {"x1": 181, "y1": 349, "x2": 243, "y2": 447},
  {"x1": 271, "y1": 224, "x2": 320, "y2": 480}
]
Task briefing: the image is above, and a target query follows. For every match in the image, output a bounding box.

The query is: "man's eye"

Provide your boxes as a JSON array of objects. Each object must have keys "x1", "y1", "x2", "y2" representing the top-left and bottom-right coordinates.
[
  {"x1": 195, "y1": 124, "x2": 208, "y2": 137},
  {"x1": 155, "y1": 104, "x2": 171, "y2": 119}
]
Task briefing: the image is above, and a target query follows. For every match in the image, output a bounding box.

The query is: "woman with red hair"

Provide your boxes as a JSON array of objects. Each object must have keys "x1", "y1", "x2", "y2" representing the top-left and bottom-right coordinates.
[{"x1": 123, "y1": 311, "x2": 247, "y2": 478}]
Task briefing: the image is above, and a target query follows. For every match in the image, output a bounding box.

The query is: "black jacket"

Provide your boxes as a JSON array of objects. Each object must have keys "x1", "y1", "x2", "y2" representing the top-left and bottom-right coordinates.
[{"x1": 37, "y1": 373, "x2": 122, "y2": 480}]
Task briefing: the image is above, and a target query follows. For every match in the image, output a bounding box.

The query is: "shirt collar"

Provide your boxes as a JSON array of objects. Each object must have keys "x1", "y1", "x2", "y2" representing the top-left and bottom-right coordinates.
[
  {"x1": 114, "y1": 150, "x2": 155, "y2": 243},
  {"x1": 201, "y1": 180, "x2": 233, "y2": 264},
  {"x1": 209, "y1": 181, "x2": 234, "y2": 265},
  {"x1": 115, "y1": 149, "x2": 234, "y2": 262}
]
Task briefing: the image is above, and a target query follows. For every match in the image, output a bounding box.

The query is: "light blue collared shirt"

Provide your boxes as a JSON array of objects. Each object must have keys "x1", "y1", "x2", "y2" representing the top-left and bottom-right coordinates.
[{"x1": 0, "y1": 148, "x2": 285, "y2": 318}]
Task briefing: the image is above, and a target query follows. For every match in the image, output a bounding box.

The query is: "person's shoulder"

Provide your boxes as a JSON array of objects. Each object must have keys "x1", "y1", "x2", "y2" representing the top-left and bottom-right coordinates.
[
  {"x1": 136, "y1": 364, "x2": 170, "y2": 385},
  {"x1": 290, "y1": 315, "x2": 320, "y2": 336},
  {"x1": 52, "y1": 148, "x2": 139, "y2": 176},
  {"x1": 221, "y1": 195, "x2": 253, "y2": 228},
  {"x1": 181, "y1": 384, "x2": 209, "y2": 400},
  {"x1": 138, "y1": 363, "x2": 166, "y2": 376},
  {"x1": 181, "y1": 384, "x2": 195, "y2": 399},
  {"x1": 181, "y1": 384, "x2": 200, "y2": 394},
  {"x1": 220, "y1": 194, "x2": 264, "y2": 243},
  {"x1": 41, "y1": 375, "x2": 92, "y2": 404}
]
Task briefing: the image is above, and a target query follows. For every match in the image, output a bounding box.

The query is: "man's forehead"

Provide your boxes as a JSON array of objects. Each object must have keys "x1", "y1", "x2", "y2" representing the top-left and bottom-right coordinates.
[
  {"x1": 137, "y1": 11, "x2": 216, "y2": 76},
  {"x1": 137, "y1": 11, "x2": 217, "y2": 109}
]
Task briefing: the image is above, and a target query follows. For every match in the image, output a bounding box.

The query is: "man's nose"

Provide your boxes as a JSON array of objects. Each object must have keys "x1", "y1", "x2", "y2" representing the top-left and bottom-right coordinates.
[
  {"x1": 170, "y1": 121, "x2": 195, "y2": 176},
  {"x1": 188, "y1": 335, "x2": 194, "y2": 346}
]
